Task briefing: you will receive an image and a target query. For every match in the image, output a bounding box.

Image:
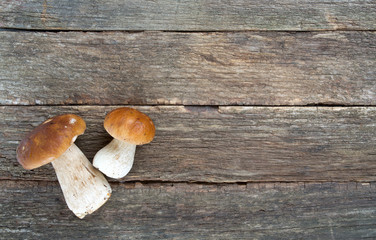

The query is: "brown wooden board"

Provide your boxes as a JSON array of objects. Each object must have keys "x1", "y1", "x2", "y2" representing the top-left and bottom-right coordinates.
[
  {"x1": 2, "y1": 106, "x2": 376, "y2": 182},
  {"x1": 0, "y1": 0, "x2": 375, "y2": 31},
  {"x1": 1, "y1": 31, "x2": 375, "y2": 106},
  {"x1": 0, "y1": 180, "x2": 375, "y2": 239}
]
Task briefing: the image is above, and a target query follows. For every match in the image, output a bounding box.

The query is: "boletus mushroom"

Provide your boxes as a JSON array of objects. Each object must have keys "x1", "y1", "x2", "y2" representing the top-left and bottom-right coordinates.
[
  {"x1": 93, "y1": 107, "x2": 155, "y2": 179},
  {"x1": 16, "y1": 114, "x2": 112, "y2": 219}
]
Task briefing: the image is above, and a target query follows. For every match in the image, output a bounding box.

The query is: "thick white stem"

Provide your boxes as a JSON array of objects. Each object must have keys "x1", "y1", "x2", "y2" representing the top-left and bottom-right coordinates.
[
  {"x1": 51, "y1": 144, "x2": 112, "y2": 219},
  {"x1": 93, "y1": 138, "x2": 136, "y2": 179}
]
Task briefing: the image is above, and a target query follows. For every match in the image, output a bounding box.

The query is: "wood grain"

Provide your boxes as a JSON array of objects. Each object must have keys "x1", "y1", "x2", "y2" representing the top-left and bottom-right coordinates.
[
  {"x1": 0, "y1": 0, "x2": 375, "y2": 31},
  {"x1": 1, "y1": 31, "x2": 375, "y2": 106},
  {"x1": 1, "y1": 180, "x2": 375, "y2": 239},
  {"x1": 2, "y1": 106, "x2": 376, "y2": 182}
]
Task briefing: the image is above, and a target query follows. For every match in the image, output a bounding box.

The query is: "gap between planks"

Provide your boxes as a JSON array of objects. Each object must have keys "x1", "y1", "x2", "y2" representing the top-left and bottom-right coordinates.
[
  {"x1": 0, "y1": 178, "x2": 374, "y2": 186},
  {"x1": 1, "y1": 28, "x2": 376, "y2": 33},
  {"x1": 2, "y1": 104, "x2": 376, "y2": 107}
]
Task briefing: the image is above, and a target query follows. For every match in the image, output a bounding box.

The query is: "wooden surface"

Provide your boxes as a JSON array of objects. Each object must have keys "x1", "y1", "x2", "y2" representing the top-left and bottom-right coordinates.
[
  {"x1": 1, "y1": 181, "x2": 375, "y2": 239},
  {"x1": 1, "y1": 0, "x2": 376, "y2": 239},
  {"x1": 1, "y1": 31, "x2": 375, "y2": 106},
  {"x1": 1, "y1": 0, "x2": 375, "y2": 31},
  {"x1": 2, "y1": 106, "x2": 376, "y2": 182}
]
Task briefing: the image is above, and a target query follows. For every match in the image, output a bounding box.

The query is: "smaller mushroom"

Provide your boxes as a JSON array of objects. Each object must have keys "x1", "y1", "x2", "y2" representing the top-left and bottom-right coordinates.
[
  {"x1": 17, "y1": 114, "x2": 112, "y2": 219},
  {"x1": 93, "y1": 107, "x2": 155, "y2": 179}
]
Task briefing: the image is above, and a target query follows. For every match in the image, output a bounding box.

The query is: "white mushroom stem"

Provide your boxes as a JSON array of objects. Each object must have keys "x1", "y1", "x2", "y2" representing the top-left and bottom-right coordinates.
[
  {"x1": 51, "y1": 144, "x2": 112, "y2": 219},
  {"x1": 93, "y1": 138, "x2": 136, "y2": 179}
]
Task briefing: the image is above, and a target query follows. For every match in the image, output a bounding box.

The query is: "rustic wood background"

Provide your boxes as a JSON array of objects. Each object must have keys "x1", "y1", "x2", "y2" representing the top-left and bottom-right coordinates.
[{"x1": 1, "y1": 1, "x2": 375, "y2": 239}]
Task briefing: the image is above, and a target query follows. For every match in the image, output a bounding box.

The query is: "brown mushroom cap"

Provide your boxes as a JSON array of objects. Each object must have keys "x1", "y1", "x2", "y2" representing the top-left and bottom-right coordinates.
[
  {"x1": 17, "y1": 114, "x2": 86, "y2": 170},
  {"x1": 104, "y1": 107, "x2": 155, "y2": 145}
]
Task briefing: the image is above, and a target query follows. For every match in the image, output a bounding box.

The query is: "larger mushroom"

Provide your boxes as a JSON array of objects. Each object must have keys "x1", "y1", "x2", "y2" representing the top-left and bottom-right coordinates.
[
  {"x1": 93, "y1": 107, "x2": 155, "y2": 179},
  {"x1": 17, "y1": 114, "x2": 112, "y2": 219}
]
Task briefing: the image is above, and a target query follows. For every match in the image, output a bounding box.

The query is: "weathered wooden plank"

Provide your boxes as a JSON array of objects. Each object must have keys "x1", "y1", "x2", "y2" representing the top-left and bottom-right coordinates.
[
  {"x1": 1, "y1": 31, "x2": 375, "y2": 106},
  {"x1": 0, "y1": 180, "x2": 375, "y2": 239},
  {"x1": 0, "y1": 0, "x2": 375, "y2": 31},
  {"x1": 1, "y1": 106, "x2": 376, "y2": 182}
]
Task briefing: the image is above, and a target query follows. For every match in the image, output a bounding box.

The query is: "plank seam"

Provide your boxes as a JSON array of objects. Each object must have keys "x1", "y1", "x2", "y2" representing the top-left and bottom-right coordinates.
[
  {"x1": 1, "y1": 104, "x2": 376, "y2": 107},
  {"x1": 1, "y1": 179, "x2": 374, "y2": 185},
  {"x1": 1, "y1": 28, "x2": 376, "y2": 33}
]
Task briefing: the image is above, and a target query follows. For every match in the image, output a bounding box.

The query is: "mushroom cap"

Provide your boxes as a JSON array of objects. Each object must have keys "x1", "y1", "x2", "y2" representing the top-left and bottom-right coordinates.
[
  {"x1": 17, "y1": 114, "x2": 86, "y2": 170},
  {"x1": 104, "y1": 107, "x2": 155, "y2": 145}
]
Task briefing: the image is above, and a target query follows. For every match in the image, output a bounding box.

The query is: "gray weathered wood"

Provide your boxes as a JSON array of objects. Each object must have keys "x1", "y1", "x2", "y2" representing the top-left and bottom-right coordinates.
[
  {"x1": 1, "y1": 31, "x2": 375, "y2": 106},
  {"x1": 0, "y1": 0, "x2": 375, "y2": 31},
  {"x1": 1, "y1": 106, "x2": 376, "y2": 182},
  {"x1": 0, "y1": 180, "x2": 375, "y2": 239}
]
